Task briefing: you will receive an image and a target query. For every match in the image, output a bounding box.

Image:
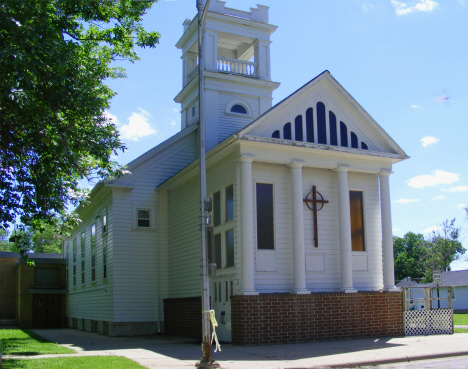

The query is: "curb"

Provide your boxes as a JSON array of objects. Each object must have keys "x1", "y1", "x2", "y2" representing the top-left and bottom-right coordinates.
[{"x1": 309, "y1": 350, "x2": 468, "y2": 368}]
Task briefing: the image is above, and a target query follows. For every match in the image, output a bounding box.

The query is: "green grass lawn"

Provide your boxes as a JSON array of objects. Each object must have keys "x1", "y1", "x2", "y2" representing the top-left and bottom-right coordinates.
[
  {"x1": 454, "y1": 314, "x2": 468, "y2": 325},
  {"x1": 0, "y1": 330, "x2": 74, "y2": 355},
  {"x1": 3, "y1": 357, "x2": 147, "y2": 369}
]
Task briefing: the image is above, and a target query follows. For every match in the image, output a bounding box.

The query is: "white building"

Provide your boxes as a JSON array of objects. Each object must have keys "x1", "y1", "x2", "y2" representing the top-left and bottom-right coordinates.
[{"x1": 65, "y1": 1, "x2": 408, "y2": 343}]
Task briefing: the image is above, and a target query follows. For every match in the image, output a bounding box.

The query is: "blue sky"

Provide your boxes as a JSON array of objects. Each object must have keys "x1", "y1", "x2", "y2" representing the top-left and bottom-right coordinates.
[{"x1": 102, "y1": 0, "x2": 468, "y2": 269}]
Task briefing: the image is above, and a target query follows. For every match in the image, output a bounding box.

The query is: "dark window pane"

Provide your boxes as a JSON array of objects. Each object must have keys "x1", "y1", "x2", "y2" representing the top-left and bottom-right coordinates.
[
  {"x1": 272, "y1": 130, "x2": 280, "y2": 138},
  {"x1": 226, "y1": 229, "x2": 234, "y2": 267},
  {"x1": 306, "y1": 107, "x2": 314, "y2": 143},
  {"x1": 329, "y1": 111, "x2": 337, "y2": 146},
  {"x1": 215, "y1": 234, "x2": 222, "y2": 269},
  {"x1": 225, "y1": 185, "x2": 234, "y2": 222},
  {"x1": 349, "y1": 191, "x2": 365, "y2": 251},
  {"x1": 351, "y1": 132, "x2": 358, "y2": 148},
  {"x1": 207, "y1": 228, "x2": 213, "y2": 264},
  {"x1": 295, "y1": 115, "x2": 303, "y2": 141},
  {"x1": 138, "y1": 210, "x2": 149, "y2": 219},
  {"x1": 213, "y1": 191, "x2": 221, "y2": 226},
  {"x1": 231, "y1": 104, "x2": 247, "y2": 114},
  {"x1": 340, "y1": 121, "x2": 348, "y2": 147},
  {"x1": 256, "y1": 183, "x2": 274, "y2": 249},
  {"x1": 361, "y1": 142, "x2": 368, "y2": 150},
  {"x1": 283, "y1": 122, "x2": 292, "y2": 140},
  {"x1": 138, "y1": 219, "x2": 150, "y2": 228},
  {"x1": 317, "y1": 102, "x2": 327, "y2": 144}
]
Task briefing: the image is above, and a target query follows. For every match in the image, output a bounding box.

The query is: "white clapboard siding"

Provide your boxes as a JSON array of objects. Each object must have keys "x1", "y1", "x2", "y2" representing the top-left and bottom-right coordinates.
[
  {"x1": 67, "y1": 198, "x2": 114, "y2": 321},
  {"x1": 167, "y1": 155, "x2": 238, "y2": 298},
  {"x1": 218, "y1": 93, "x2": 259, "y2": 143}
]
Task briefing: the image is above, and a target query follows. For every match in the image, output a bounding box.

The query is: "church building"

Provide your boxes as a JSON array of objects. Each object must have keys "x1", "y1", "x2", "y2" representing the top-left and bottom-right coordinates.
[{"x1": 65, "y1": 1, "x2": 408, "y2": 344}]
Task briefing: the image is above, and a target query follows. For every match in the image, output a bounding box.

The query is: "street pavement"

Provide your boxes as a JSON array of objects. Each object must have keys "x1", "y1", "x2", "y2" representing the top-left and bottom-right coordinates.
[{"x1": 4, "y1": 329, "x2": 468, "y2": 369}]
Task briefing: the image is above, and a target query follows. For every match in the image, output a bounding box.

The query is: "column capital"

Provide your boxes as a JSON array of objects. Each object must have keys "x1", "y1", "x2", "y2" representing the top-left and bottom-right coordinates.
[
  {"x1": 237, "y1": 156, "x2": 254, "y2": 164},
  {"x1": 287, "y1": 161, "x2": 303, "y2": 169},
  {"x1": 377, "y1": 170, "x2": 393, "y2": 177},
  {"x1": 334, "y1": 165, "x2": 350, "y2": 173}
]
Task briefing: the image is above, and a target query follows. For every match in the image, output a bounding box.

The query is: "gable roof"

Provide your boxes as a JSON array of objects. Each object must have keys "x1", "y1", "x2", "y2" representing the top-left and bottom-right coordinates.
[
  {"x1": 441, "y1": 270, "x2": 468, "y2": 286},
  {"x1": 234, "y1": 70, "x2": 409, "y2": 160}
]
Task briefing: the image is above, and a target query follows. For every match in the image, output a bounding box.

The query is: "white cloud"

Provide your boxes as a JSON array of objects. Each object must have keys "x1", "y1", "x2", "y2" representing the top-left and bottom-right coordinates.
[
  {"x1": 457, "y1": 204, "x2": 467, "y2": 208},
  {"x1": 431, "y1": 195, "x2": 446, "y2": 201},
  {"x1": 407, "y1": 170, "x2": 459, "y2": 188},
  {"x1": 442, "y1": 186, "x2": 468, "y2": 193},
  {"x1": 391, "y1": 0, "x2": 439, "y2": 15},
  {"x1": 170, "y1": 121, "x2": 177, "y2": 126},
  {"x1": 393, "y1": 198, "x2": 421, "y2": 203},
  {"x1": 362, "y1": 3, "x2": 375, "y2": 12},
  {"x1": 421, "y1": 136, "x2": 439, "y2": 147},
  {"x1": 411, "y1": 104, "x2": 421, "y2": 108},
  {"x1": 119, "y1": 108, "x2": 157, "y2": 141},
  {"x1": 422, "y1": 225, "x2": 441, "y2": 234},
  {"x1": 172, "y1": 108, "x2": 179, "y2": 113},
  {"x1": 103, "y1": 111, "x2": 119, "y2": 125}
]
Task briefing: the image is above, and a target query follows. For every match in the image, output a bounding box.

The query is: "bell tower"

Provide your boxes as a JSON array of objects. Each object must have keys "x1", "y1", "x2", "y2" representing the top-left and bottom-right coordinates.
[{"x1": 174, "y1": 1, "x2": 280, "y2": 151}]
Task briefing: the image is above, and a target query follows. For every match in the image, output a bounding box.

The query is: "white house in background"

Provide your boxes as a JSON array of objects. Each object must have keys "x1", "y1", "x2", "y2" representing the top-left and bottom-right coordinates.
[
  {"x1": 65, "y1": 1, "x2": 409, "y2": 342},
  {"x1": 430, "y1": 270, "x2": 468, "y2": 312}
]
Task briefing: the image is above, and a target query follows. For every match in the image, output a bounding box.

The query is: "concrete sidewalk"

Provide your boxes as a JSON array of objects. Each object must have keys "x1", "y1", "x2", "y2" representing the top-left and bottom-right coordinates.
[{"x1": 4, "y1": 329, "x2": 468, "y2": 369}]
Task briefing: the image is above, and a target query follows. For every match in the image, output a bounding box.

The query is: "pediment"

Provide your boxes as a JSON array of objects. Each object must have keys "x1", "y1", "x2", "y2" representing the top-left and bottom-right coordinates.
[{"x1": 238, "y1": 71, "x2": 407, "y2": 158}]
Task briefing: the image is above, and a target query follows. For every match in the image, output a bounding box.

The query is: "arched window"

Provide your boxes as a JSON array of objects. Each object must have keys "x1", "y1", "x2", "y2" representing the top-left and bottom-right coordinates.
[
  {"x1": 317, "y1": 102, "x2": 327, "y2": 144},
  {"x1": 361, "y1": 142, "x2": 368, "y2": 150},
  {"x1": 272, "y1": 130, "x2": 280, "y2": 139},
  {"x1": 295, "y1": 115, "x2": 303, "y2": 141},
  {"x1": 230, "y1": 104, "x2": 247, "y2": 114},
  {"x1": 306, "y1": 107, "x2": 314, "y2": 143},
  {"x1": 329, "y1": 111, "x2": 337, "y2": 146},
  {"x1": 283, "y1": 122, "x2": 292, "y2": 140},
  {"x1": 351, "y1": 132, "x2": 358, "y2": 149},
  {"x1": 340, "y1": 121, "x2": 348, "y2": 147}
]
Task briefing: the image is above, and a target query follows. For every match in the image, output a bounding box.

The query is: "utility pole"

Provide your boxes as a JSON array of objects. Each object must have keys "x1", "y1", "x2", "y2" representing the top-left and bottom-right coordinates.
[{"x1": 196, "y1": 0, "x2": 217, "y2": 368}]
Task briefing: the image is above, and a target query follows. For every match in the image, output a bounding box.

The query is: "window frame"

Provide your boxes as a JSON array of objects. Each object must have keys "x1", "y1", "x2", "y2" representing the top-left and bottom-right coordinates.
[
  {"x1": 210, "y1": 184, "x2": 235, "y2": 270},
  {"x1": 255, "y1": 181, "x2": 276, "y2": 251},
  {"x1": 225, "y1": 99, "x2": 253, "y2": 118},
  {"x1": 137, "y1": 208, "x2": 151, "y2": 229},
  {"x1": 91, "y1": 223, "x2": 96, "y2": 282},
  {"x1": 80, "y1": 231, "x2": 85, "y2": 285},
  {"x1": 72, "y1": 239, "x2": 77, "y2": 287},
  {"x1": 349, "y1": 189, "x2": 366, "y2": 252}
]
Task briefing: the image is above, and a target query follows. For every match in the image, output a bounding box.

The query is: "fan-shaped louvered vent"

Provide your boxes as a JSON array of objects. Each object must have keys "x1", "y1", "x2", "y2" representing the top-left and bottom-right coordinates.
[{"x1": 271, "y1": 101, "x2": 369, "y2": 150}]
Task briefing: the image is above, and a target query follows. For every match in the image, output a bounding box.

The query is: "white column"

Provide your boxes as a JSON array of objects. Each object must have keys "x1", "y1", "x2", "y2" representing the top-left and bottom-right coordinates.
[
  {"x1": 239, "y1": 157, "x2": 258, "y2": 295},
  {"x1": 335, "y1": 167, "x2": 357, "y2": 293},
  {"x1": 253, "y1": 40, "x2": 271, "y2": 81},
  {"x1": 288, "y1": 162, "x2": 310, "y2": 294},
  {"x1": 379, "y1": 171, "x2": 399, "y2": 292},
  {"x1": 203, "y1": 31, "x2": 218, "y2": 72}
]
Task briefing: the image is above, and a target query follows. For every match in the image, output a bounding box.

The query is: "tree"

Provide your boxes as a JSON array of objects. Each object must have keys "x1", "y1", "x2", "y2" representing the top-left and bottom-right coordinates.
[
  {"x1": 0, "y1": 0, "x2": 160, "y2": 231},
  {"x1": 31, "y1": 222, "x2": 62, "y2": 253},
  {"x1": 393, "y1": 232, "x2": 427, "y2": 282},
  {"x1": 420, "y1": 219, "x2": 466, "y2": 283},
  {"x1": 0, "y1": 221, "x2": 61, "y2": 253}
]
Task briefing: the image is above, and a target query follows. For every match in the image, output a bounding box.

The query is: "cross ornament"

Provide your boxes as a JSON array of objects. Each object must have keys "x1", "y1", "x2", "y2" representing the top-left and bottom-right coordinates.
[{"x1": 303, "y1": 186, "x2": 329, "y2": 248}]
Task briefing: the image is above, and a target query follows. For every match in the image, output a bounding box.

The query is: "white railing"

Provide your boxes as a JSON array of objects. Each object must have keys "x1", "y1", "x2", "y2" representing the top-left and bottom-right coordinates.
[
  {"x1": 187, "y1": 65, "x2": 199, "y2": 81},
  {"x1": 217, "y1": 57, "x2": 257, "y2": 78}
]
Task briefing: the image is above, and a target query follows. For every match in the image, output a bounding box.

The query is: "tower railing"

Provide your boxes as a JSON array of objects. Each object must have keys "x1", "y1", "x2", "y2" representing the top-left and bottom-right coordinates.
[{"x1": 217, "y1": 57, "x2": 257, "y2": 78}]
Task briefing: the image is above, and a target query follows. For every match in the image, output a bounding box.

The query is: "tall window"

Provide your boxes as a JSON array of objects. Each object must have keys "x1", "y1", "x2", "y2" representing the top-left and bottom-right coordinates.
[
  {"x1": 81, "y1": 232, "x2": 85, "y2": 284},
  {"x1": 349, "y1": 191, "x2": 365, "y2": 251},
  {"x1": 103, "y1": 238, "x2": 107, "y2": 279},
  {"x1": 256, "y1": 183, "x2": 274, "y2": 250},
  {"x1": 66, "y1": 243, "x2": 69, "y2": 289},
  {"x1": 91, "y1": 224, "x2": 96, "y2": 281},
  {"x1": 72, "y1": 239, "x2": 77, "y2": 287},
  {"x1": 102, "y1": 212, "x2": 107, "y2": 235},
  {"x1": 211, "y1": 184, "x2": 235, "y2": 269}
]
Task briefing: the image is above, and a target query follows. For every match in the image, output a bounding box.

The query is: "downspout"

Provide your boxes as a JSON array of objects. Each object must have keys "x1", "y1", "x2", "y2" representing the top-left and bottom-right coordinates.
[{"x1": 156, "y1": 190, "x2": 161, "y2": 334}]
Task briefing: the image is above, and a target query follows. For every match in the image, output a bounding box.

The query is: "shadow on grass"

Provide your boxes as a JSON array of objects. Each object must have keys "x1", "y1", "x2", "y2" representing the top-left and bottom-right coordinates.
[{"x1": 1, "y1": 330, "x2": 73, "y2": 355}]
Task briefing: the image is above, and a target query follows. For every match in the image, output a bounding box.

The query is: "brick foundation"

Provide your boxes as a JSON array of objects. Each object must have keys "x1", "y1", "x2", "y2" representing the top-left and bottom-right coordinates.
[
  {"x1": 164, "y1": 297, "x2": 202, "y2": 339},
  {"x1": 231, "y1": 292, "x2": 404, "y2": 346}
]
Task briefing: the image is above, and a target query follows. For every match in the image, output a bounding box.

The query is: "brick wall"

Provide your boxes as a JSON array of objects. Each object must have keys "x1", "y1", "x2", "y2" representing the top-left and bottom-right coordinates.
[
  {"x1": 164, "y1": 297, "x2": 201, "y2": 339},
  {"x1": 231, "y1": 292, "x2": 404, "y2": 346}
]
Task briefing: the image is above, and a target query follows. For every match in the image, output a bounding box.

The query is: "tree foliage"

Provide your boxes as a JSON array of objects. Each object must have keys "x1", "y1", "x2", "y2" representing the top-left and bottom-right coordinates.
[
  {"x1": 0, "y1": 0, "x2": 160, "y2": 231},
  {"x1": 0, "y1": 222, "x2": 61, "y2": 254},
  {"x1": 394, "y1": 219, "x2": 466, "y2": 283}
]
